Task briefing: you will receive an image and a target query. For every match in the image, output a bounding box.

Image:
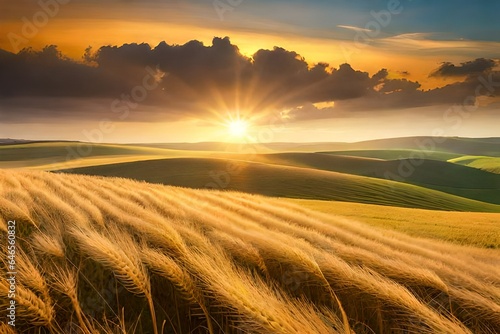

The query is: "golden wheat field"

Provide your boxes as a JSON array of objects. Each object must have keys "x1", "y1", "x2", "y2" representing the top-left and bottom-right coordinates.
[{"x1": 1, "y1": 170, "x2": 500, "y2": 334}]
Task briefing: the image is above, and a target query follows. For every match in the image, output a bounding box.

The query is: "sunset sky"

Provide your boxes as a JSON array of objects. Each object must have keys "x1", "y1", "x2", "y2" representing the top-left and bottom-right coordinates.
[{"x1": 0, "y1": 0, "x2": 499, "y2": 143}]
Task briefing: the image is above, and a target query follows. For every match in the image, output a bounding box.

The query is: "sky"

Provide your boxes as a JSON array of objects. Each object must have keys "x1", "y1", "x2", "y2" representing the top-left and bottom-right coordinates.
[{"x1": 0, "y1": 0, "x2": 499, "y2": 143}]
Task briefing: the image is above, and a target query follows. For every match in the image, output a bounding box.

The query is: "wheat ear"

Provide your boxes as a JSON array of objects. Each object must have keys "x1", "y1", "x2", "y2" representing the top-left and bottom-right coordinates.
[
  {"x1": 141, "y1": 247, "x2": 214, "y2": 334},
  {"x1": 32, "y1": 233, "x2": 65, "y2": 258},
  {"x1": 0, "y1": 280, "x2": 54, "y2": 328},
  {"x1": 51, "y1": 266, "x2": 96, "y2": 333},
  {"x1": 70, "y1": 227, "x2": 158, "y2": 334}
]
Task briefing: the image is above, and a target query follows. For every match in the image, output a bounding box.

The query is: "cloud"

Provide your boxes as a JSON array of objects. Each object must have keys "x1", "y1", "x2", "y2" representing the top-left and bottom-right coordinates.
[
  {"x1": 0, "y1": 38, "x2": 499, "y2": 124},
  {"x1": 337, "y1": 25, "x2": 373, "y2": 33},
  {"x1": 284, "y1": 103, "x2": 352, "y2": 122},
  {"x1": 0, "y1": 45, "x2": 134, "y2": 98},
  {"x1": 430, "y1": 58, "x2": 497, "y2": 77}
]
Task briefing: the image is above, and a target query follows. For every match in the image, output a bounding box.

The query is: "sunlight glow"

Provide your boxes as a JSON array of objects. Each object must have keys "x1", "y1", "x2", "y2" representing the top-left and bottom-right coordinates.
[{"x1": 228, "y1": 119, "x2": 249, "y2": 137}]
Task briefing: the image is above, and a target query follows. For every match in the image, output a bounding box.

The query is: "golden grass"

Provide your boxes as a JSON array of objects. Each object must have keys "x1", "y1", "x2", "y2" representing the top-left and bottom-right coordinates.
[
  {"x1": 70, "y1": 226, "x2": 158, "y2": 334},
  {"x1": 50, "y1": 266, "x2": 96, "y2": 333},
  {"x1": 286, "y1": 198, "x2": 500, "y2": 248},
  {"x1": 0, "y1": 323, "x2": 16, "y2": 334},
  {"x1": 0, "y1": 278, "x2": 54, "y2": 328},
  {"x1": 0, "y1": 169, "x2": 499, "y2": 333},
  {"x1": 32, "y1": 233, "x2": 65, "y2": 258}
]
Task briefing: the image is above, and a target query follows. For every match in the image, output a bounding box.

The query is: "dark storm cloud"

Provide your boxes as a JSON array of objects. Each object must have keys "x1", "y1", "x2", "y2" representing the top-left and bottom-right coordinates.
[
  {"x1": 1, "y1": 38, "x2": 499, "y2": 123},
  {"x1": 0, "y1": 38, "x2": 376, "y2": 120},
  {"x1": 430, "y1": 58, "x2": 497, "y2": 77},
  {"x1": 0, "y1": 45, "x2": 140, "y2": 97},
  {"x1": 333, "y1": 71, "x2": 500, "y2": 112},
  {"x1": 371, "y1": 69, "x2": 421, "y2": 93}
]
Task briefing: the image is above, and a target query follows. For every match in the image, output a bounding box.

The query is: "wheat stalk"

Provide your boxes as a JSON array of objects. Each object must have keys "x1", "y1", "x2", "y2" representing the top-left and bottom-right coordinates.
[
  {"x1": 2, "y1": 170, "x2": 500, "y2": 333},
  {"x1": 184, "y1": 248, "x2": 338, "y2": 334},
  {"x1": 210, "y1": 230, "x2": 269, "y2": 278},
  {"x1": 15, "y1": 249, "x2": 52, "y2": 305},
  {"x1": 141, "y1": 247, "x2": 214, "y2": 334},
  {"x1": 0, "y1": 196, "x2": 37, "y2": 227},
  {"x1": 0, "y1": 280, "x2": 54, "y2": 328},
  {"x1": 51, "y1": 266, "x2": 96, "y2": 333},
  {"x1": 70, "y1": 227, "x2": 158, "y2": 334}
]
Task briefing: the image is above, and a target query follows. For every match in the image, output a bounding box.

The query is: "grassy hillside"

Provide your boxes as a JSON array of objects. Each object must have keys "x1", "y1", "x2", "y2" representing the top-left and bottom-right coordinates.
[
  {"x1": 287, "y1": 199, "x2": 500, "y2": 248},
  {"x1": 4, "y1": 142, "x2": 499, "y2": 205},
  {"x1": 235, "y1": 153, "x2": 500, "y2": 204},
  {"x1": 3, "y1": 136, "x2": 499, "y2": 167},
  {"x1": 322, "y1": 149, "x2": 461, "y2": 161},
  {"x1": 137, "y1": 136, "x2": 500, "y2": 155},
  {"x1": 343, "y1": 137, "x2": 500, "y2": 156},
  {"x1": 0, "y1": 142, "x2": 212, "y2": 169},
  {"x1": 60, "y1": 157, "x2": 500, "y2": 212},
  {"x1": 450, "y1": 155, "x2": 500, "y2": 174},
  {"x1": 0, "y1": 142, "x2": 165, "y2": 161},
  {"x1": 1, "y1": 170, "x2": 499, "y2": 333}
]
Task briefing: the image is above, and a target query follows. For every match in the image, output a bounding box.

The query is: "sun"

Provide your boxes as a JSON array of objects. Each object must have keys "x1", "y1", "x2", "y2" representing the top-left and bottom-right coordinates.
[{"x1": 227, "y1": 119, "x2": 249, "y2": 137}]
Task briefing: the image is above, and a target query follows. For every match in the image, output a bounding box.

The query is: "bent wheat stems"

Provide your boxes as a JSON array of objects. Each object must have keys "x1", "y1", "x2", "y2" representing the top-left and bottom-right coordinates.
[
  {"x1": 70, "y1": 227, "x2": 159, "y2": 334},
  {"x1": 1, "y1": 170, "x2": 499, "y2": 334}
]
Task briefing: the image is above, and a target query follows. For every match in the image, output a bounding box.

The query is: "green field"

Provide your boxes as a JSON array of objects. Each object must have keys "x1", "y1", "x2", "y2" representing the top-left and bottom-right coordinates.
[
  {"x1": 322, "y1": 149, "x2": 462, "y2": 161},
  {"x1": 0, "y1": 142, "x2": 213, "y2": 169},
  {"x1": 449, "y1": 155, "x2": 500, "y2": 174},
  {"x1": 2, "y1": 138, "x2": 499, "y2": 212},
  {"x1": 60, "y1": 157, "x2": 500, "y2": 212},
  {"x1": 135, "y1": 136, "x2": 500, "y2": 155},
  {"x1": 3, "y1": 141, "x2": 499, "y2": 205},
  {"x1": 224, "y1": 152, "x2": 500, "y2": 204}
]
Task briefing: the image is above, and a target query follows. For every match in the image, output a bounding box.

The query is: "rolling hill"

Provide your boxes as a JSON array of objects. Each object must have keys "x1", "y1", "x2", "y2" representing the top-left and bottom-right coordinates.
[
  {"x1": 230, "y1": 153, "x2": 500, "y2": 204},
  {"x1": 0, "y1": 142, "x2": 213, "y2": 169},
  {"x1": 338, "y1": 136, "x2": 500, "y2": 156},
  {"x1": 321, "y1": 149, "x2": 462, "y2": 161},
  {"x1": 137, "y1": 136, "x2": 500, "y2": 155},
  {"x1": 60, "y1": 157, "x2": 500, "y2": 212},
  {"x1": 3, "y1": 140, "x2": 499, "y2": 207},
  {"x1": 450, "y1": 155, "x2": 500, "y2": 174}
]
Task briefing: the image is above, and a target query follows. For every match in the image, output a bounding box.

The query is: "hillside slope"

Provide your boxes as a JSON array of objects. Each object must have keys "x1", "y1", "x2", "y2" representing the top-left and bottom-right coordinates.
[
  {"x1": 137, "y1": 136, "x2": 500, "y2": 155},
  {"x1": 0, "y1": 170, "x2": 499, "y2": 333},
  {"x1": 236, "y1": 153, "x2": 500, "y2": 204},
  {"x1": 61, "y1": 157, "x2": 500, "y2": 212},
  {"x1": 0, "y1": 142, "x2": 212, "y2": 169},
  {"x1": 321, "y1": 149, "x2": 461, "y2": 161},
  {"x1": 450, "y1": 155, "x2": 500, "y2": 174}
]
